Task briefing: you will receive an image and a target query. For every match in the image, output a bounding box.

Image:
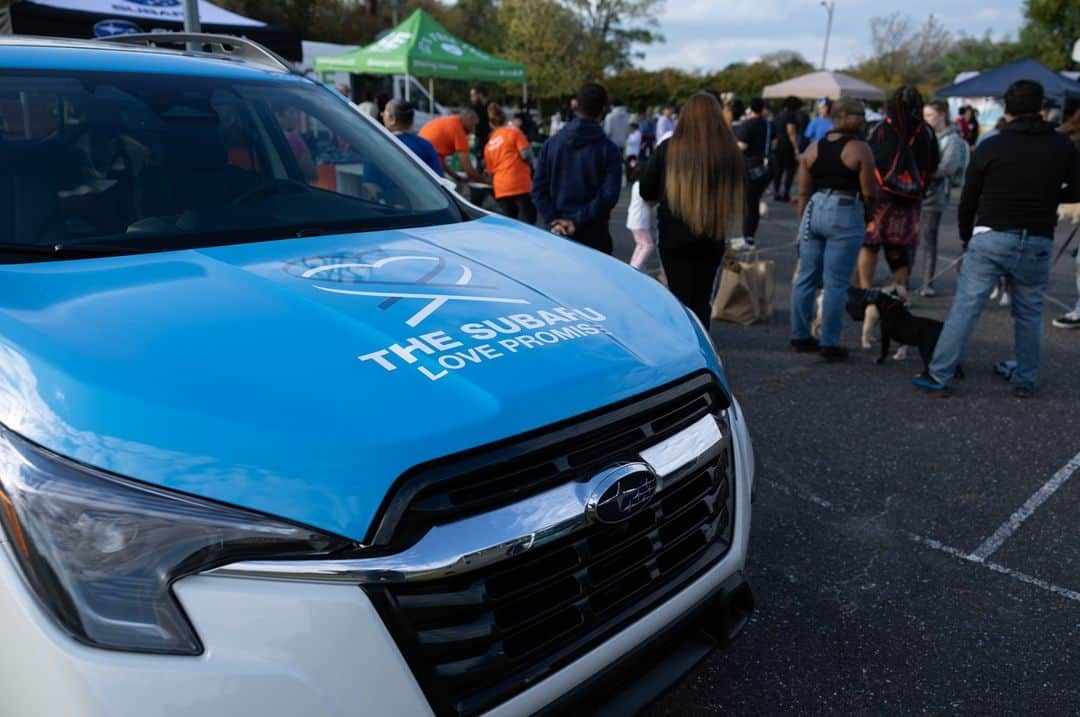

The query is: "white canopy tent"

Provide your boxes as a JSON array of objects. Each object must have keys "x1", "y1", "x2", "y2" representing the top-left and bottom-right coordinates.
[
  {"x1": 10, "y1": 0, "x2": 301, "y2": 59},
  {"x1": 763, "y1": 71, "x2": 885, "y2": 102}
]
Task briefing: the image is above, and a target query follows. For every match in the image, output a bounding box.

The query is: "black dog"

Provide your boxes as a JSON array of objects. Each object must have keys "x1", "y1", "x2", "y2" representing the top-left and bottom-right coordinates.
[{"x1": 847, "y1": 287, "x2": 962, "y2": 376}]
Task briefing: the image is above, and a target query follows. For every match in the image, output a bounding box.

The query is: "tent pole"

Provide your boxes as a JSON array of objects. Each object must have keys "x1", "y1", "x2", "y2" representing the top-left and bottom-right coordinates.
[
  {"x1": 523, "y1": 83, "x2": 528, "y2": 106},
  {"x1": 429, "y1": 78, "x2": 434, "y2": 110},
  {"x1": 405, "y1": 71, "x2": 411, "y2": 101}
]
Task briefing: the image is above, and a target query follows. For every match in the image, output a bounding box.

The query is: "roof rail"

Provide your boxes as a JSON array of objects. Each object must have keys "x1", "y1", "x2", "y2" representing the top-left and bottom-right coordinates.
[{"x1": 97, "y1": 32, "x2": 293, "y2": 73}]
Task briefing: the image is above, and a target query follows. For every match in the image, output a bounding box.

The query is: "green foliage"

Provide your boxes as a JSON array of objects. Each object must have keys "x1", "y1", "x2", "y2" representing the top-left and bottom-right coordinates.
[
  {"x1": 605, "y1": 67, "x2": 703, "y2": 106},
  {"x1": 219, "y1": 0, "x2": 1076, "y2": 112},
  {"x1": 939, "y1": 34, "x2": 1030, "y2": 84},
  {"x1": 1019, "y1": 0, "x2": 1080, "y2": 69},
  {"x1": 500, "y1": 0, "x2": 589, "y2": 100},
  {"x1": 602, "y1": 53, "x2": 816, "y2": 109},
  {"x1": 845, "y1": 13, "x2": 952, "y2": 99},
  {"x1": 217, "y1": 0, "x2": 381, "y2": 46},
  {"x1": 710, "y1": 53, "x2": 816, "y2": 101},
  {"x1": 844, "y1": 2, "x2": 1077, "y2": 99},
  {"x1": 561, "y1": 0, "x2": 665, "y2": 77}
]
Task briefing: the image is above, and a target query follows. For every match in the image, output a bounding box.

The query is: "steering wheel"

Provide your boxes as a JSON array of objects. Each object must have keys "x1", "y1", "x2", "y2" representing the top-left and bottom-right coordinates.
[{"x1": 231, "y1": 178, "x2": 312, "y2": 207}]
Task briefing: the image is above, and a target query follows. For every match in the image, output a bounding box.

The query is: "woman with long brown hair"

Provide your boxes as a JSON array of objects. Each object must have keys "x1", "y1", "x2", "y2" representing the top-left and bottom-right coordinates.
[{"x1": 640, "y1": 92, "x2": 744, "y2": 325}]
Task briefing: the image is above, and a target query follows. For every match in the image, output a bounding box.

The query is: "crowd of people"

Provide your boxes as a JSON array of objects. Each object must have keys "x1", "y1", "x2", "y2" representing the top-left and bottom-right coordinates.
[
  {"x1": 374, "y1": 78, "x2": 1080, "y2": 398},
  {"x1": 785, "y1": 80, "x2": 1079, "y2": 398}
]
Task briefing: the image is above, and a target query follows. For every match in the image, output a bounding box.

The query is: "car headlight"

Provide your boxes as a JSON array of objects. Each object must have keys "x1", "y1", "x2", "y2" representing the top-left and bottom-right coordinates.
[{"x1": 0, "y1": 425, "x2": 352, "y2": 655}]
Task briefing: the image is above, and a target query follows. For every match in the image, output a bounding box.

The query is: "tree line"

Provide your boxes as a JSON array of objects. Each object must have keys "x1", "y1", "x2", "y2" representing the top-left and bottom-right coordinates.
[{"x1": 219, "y1": 0, "x2": 1077, "y2": 108}]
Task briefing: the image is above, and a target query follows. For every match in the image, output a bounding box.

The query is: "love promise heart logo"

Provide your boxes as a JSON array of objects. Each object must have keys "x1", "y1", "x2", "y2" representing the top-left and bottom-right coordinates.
[{"x1": 286, "y1": 253, "x2": 530, "y2": 328}]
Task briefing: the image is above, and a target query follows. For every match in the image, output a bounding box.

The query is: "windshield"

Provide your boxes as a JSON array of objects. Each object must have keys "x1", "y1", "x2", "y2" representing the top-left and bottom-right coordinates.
[{"x1": 0, "y1": 70, "x2": 461, "y2": 260}]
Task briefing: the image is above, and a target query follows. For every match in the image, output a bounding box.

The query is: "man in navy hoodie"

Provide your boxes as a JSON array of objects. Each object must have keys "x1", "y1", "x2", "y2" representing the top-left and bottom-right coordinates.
[{"x1": 532, "y1": 82, "x2": 623, "y2": 254}]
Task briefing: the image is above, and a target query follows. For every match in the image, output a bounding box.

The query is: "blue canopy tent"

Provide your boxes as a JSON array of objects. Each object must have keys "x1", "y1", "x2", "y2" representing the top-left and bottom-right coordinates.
[{"x1": 935, "y1": 58, "x2": 1080, "y2": 100}]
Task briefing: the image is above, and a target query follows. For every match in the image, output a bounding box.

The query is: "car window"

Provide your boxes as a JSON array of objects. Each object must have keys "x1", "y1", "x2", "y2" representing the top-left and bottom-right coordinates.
[
  {"x1": 0, "y1": 90, "x2": 60, "y2": 141},
  {"x1": 408, "y1": 79, "x2": 433, "y2": 114},
  {"x1": 0, "y1": 70, "x2": 460, "y2": 259}
]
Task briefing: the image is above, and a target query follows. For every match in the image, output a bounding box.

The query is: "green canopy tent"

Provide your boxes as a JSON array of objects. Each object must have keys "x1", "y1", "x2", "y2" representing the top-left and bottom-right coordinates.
[{"x1": 314, "y1": 10, "x2": 527, "y2": 106}]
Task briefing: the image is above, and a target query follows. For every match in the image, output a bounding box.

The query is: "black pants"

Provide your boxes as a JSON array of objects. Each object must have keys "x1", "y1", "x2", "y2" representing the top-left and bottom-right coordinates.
[
  {"x1": 496, "y1": 194, "x2": 537, "y2": 225},
  {"x1": 771, "y1": 148, "x2": 796, "y2": 199},
  {"x1": 743, "y1": 171, "x2": 771, "y2": 239},
  {"x1": 660, "y1": 240, "x2": 725, "y2": 327},
  {"x1": 571, "y1": 219, "x2": 614, "y2": 255}
]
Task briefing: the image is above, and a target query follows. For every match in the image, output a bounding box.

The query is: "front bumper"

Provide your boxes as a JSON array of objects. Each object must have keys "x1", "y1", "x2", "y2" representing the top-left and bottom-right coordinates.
[
  {"x1": 0, "y1": 395, "x2": 754, "y2": 717},
  {"x1": 0, "y1": 539, "x2": 748, "y2": 717},
  {"x1": 533, "y1": 572, "x2": 753, "y2": 717}
]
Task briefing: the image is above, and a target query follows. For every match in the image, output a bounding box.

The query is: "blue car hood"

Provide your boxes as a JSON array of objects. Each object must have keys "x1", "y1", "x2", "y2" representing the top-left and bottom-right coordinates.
[{"x1": 0, "y1": 216, "x2": 721, "y2": 540}]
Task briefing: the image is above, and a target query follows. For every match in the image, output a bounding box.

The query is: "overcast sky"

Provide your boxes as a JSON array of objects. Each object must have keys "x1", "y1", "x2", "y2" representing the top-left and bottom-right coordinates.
[{"x1": 638, "y1": 0, "x2": 1025, "y2": 73}]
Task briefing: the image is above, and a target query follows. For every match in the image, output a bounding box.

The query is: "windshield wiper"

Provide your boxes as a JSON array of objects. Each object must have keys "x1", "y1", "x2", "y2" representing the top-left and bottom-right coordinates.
[{"x1": 0, "y1": 242, "x2": 163, "y2": 259}]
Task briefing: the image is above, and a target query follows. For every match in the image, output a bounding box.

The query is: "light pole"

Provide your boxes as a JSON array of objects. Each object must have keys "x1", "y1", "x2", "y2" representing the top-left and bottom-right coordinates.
[
  {"x1": 182, "y1": 0, "x2": 201, "y2": 33},
  {"x1": 820, "y1": 0, "x2": 835, "y2": 71},
  {"x1": 182, "y1": 0, "x2": 201, "y2": 53}
]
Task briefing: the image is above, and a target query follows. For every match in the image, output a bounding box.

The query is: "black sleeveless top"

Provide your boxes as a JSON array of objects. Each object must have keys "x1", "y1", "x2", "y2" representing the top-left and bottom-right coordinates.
[{"x1": 811, "y1": 133, "x2": 861, "y2": 193}]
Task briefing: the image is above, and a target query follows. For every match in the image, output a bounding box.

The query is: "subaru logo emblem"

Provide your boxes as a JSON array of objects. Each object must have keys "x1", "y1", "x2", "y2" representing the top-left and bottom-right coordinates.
[
  {"x1": 586, "y1": 463, "x2": 657, "y2": 524},
  {"x1": 93, "y1": 18, "x2": 143, "y2": 37}
]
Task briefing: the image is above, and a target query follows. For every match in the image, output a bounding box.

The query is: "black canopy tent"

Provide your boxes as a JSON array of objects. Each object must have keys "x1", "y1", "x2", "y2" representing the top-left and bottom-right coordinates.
[
  {"x1": 936, "y1": 58, "x2": 1080, "y2": 101},
  {"x1": 11, "y1": 0, "x2": 301, "y2": 60}
]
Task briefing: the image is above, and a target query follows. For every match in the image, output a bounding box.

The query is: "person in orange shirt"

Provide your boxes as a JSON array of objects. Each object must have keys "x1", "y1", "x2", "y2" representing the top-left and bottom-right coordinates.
[
  {"x1": 483, "y1": 103, "x2": 536, "y2": 224},
  {"x1": 419, "y1": 110, "x2": 486, "y2": 183}
]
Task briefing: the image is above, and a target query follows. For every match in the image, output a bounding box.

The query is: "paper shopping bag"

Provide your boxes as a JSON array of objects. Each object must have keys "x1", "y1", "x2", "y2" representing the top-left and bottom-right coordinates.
[{"x1": 712, "y1": 253, "x2": 775, "y2": 325}]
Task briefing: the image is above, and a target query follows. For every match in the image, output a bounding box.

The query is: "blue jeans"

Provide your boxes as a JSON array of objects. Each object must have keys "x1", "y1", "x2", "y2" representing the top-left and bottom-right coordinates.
[
  {"x1": 791, "y1": 192, "x2": 865, "y2": 348},
  {"x1": 929, "y1": 230, "x2": 1053, "y2": 390}
]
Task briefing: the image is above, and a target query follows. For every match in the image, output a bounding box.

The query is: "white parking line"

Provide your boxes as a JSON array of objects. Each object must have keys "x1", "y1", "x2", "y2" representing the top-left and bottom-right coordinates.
[
  {"x1": 762, "y1": 478, "x2": 836, "y2": 511},
  {"x1": 763, "y1": 478, "x2": 1080, "y2": 605},
  {"x1": 910, "y1": 533, "x2": 1080, "y2": 604},
  {"x1": 968, "y1": 450, "x2": 1080, "y2": 563}
]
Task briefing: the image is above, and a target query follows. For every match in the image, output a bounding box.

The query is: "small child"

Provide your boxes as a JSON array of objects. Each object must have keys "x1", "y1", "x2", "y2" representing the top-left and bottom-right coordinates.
[{"x1": 625, "y1": 162, "x2": 656, "y2": 271}]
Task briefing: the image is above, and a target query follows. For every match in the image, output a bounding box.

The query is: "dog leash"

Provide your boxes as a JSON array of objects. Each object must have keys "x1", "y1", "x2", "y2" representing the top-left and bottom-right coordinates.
[
  {"x1": 1053, "y1": 226, "x2": 1079, "y2": 267},
  {"x1": 922, "y1": 254, "x2": 964, "y2": 286}
]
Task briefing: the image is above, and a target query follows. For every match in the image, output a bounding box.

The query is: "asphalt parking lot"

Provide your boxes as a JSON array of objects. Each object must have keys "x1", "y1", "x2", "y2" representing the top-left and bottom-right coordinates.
[{"x1": 608, "y1": 193, "x2": 1080, "y2": 715}]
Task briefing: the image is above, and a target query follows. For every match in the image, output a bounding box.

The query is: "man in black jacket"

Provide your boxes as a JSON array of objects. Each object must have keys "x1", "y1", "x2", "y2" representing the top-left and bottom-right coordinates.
[
  {"x1": 915, "y1": 80, "x2": 1080, "y2": 398},
  {"x1": 531, "y1": 82, "x2": 622, "y2": 254}
]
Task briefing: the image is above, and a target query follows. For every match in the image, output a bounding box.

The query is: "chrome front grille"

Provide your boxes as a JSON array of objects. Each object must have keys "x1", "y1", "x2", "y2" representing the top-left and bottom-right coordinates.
[
  {"x1": 367, "y1": 373, "x2": 725, "y2": 547},
  {"x1": 361, "y1": 374, "x2": 736, "y2": 717}
]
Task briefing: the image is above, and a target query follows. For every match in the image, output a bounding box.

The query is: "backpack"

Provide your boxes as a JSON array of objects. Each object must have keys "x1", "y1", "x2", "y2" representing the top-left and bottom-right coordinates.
[{"x1": 871, "y1": 119, "x2": 934, "y2": 200}]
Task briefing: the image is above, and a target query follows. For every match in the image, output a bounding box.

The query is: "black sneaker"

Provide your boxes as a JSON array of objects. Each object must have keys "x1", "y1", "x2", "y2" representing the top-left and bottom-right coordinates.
[
  {"x1": 790, "y1": 337, "x2": 820, "y2": 352},
  {"x1": 820, "y1": 346, "x2": 849, "y2": 362},
  {"x1": 1052, "y1": 313, "x2": 1080, "y2": 329}
]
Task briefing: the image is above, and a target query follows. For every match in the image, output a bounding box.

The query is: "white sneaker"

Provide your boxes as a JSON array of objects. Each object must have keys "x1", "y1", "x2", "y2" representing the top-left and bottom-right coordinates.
[
  {"x1": 999, "y1": 291, "x2": 1010, "y2": 307},
  {"x1": 989, "y1": 286, "x2": 1001, "y2": 302},
  {"x1": 1053, "y1": 313, "x2": 1080, "y2": 329}
]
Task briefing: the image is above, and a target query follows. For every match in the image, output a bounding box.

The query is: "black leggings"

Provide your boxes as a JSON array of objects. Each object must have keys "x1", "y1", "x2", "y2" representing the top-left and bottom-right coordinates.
[
  {"x1": 496, "y1": 193, "x2": 537, "y2": 225},
  {"x1": 660, "y1": 241, "x2": 725, "y2": 326},
  {"x1": 771, "y1": 148, "x2": 796, "y2": 199},
  {"x1": 743, "y1": 172, "x2": 771, "y2": 238}
]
